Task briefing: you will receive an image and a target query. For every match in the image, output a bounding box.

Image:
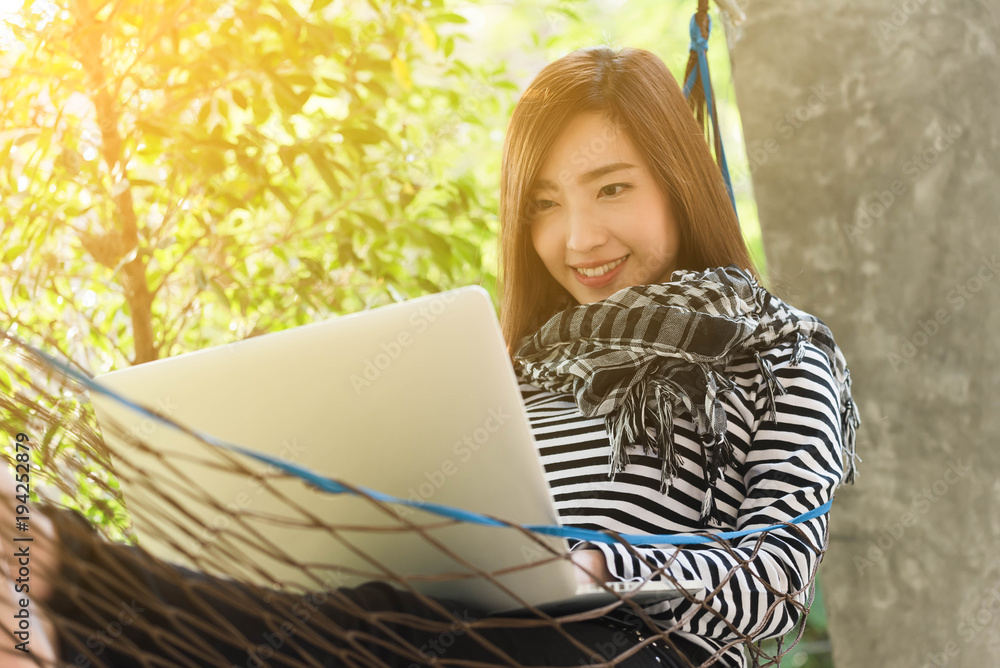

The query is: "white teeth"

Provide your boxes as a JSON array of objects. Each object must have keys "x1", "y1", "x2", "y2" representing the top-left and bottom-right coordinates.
[{"x1": 575, "y1": 255, "x2": 628, "y2": 278}]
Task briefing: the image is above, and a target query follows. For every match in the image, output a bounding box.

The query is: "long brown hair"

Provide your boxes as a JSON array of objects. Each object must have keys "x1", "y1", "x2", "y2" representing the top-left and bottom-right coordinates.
[{"x1": 498, "y1": 45, "x2": 759, "y2": 361}]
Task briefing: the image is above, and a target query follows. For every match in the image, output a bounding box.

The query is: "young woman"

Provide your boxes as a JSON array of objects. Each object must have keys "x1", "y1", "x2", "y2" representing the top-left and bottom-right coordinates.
[
  {"x1": 497, "y1": 45, "x2": 859, "y2": 667},
  {"x1": 0, "y1": 45, "x2": 859, "y2": 668}
]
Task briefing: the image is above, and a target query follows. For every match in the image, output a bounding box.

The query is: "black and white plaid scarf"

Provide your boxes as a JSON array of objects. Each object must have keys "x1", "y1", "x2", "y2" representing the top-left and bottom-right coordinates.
[{"x1": 512, "y1": 264, "x2": 861, "y2": 526}]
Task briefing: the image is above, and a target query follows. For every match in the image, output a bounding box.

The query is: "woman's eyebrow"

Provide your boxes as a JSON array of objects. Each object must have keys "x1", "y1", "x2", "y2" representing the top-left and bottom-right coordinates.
[{"x1": 532, "y1": 162, "x2": 636, "y2": 192}]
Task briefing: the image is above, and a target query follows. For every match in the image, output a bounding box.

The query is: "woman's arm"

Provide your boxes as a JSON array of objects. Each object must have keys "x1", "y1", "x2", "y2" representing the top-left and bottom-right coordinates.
[
  {"x1": 569, "y1": 549, "x2": 614, "y2": 584},
  {"x1": 574, "y1": 341, "x2": 845, "y2": 642}
]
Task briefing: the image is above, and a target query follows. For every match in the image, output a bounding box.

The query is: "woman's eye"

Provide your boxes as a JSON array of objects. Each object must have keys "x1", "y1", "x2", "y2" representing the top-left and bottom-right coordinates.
[
  {"x1": 600, "y1": 183, "x2": 631, "y2": 197},
  {"x1": 529, "y1": 199, "x2": 556, "y2": 214}
]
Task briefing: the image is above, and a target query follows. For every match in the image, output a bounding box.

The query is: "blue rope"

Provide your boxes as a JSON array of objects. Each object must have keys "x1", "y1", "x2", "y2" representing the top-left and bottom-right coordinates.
[
  {"x1": 3, "y1": 330, "x2": 831, "y2": 546},
  {"x1": 682, "y1": 13, "x2": 739, "y2": 222}
]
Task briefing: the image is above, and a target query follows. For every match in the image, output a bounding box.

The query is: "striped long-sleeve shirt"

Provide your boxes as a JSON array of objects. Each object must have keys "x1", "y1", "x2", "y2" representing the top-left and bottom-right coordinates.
[{"x1": 517, "y1": 338, "x2": 847, "y2": 668}]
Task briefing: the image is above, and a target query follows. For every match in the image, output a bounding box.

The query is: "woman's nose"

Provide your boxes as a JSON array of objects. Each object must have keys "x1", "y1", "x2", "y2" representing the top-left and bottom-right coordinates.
[{"x1": 564, "y1": 206, "x2": 608, "y2": 253}]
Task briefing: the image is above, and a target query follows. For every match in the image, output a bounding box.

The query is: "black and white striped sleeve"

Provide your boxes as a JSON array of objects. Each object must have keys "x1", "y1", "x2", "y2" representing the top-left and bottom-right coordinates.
[{"x1": 581, "y1": 340, "x2": 846, "y2": 642}]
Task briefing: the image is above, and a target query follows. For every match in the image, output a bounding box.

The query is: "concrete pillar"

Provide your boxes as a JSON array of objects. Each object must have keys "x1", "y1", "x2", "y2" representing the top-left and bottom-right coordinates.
[{"x1": 726, "y1": 1, "x2": 1000, "y2": 666}]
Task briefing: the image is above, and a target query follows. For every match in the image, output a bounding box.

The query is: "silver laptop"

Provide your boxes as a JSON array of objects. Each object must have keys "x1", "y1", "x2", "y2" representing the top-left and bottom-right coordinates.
[{"x1": 88, "y1": 285, "x2": 704, "y2": 615}]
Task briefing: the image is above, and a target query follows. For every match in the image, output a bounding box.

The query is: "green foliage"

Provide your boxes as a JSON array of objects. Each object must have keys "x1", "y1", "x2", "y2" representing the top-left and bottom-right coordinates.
[{"x1": 0, "y1": 0, "x2": 515, "y2": 530}]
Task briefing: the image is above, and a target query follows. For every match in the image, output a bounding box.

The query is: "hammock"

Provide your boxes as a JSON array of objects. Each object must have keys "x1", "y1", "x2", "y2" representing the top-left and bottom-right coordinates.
[{"x1": 0, "y1": 325, "x2": 827, "y2": 668}]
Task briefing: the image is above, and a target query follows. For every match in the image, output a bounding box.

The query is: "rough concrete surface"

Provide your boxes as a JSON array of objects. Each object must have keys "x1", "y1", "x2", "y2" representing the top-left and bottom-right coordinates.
[{"x1": 726, "y1": 1, "x2": 1000, "y2": 666}]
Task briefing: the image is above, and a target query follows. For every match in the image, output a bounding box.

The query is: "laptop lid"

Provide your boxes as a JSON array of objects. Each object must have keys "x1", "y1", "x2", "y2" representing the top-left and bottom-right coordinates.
[{"x1": 89, "y1": 285, "x2": 700, "y2": 614}]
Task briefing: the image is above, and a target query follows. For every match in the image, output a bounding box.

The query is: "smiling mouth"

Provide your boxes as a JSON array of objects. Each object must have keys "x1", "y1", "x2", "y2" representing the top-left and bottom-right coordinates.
[{"x1": 573, "y1": 255, "x2": 629, "y2": 278}]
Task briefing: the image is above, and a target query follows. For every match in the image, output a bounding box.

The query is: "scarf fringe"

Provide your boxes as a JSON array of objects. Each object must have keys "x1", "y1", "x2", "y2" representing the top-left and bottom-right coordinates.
[
  {"x1": 605, "y1": 382, "x2": 636, "y2": 478},
  {"x1": 605, "y1": 375, "x2": 689, "y2": 494},
  {"x1": 840, "y1": 368, "x2": 862, "y2": 484},
  {"x1": 653, "y1": 382, "x2": 681, "y2": 492},
  {"x1": 701, "y1": 485, "x2": 718, "y2": 526},
  {"x1": 754, "y1": 350, "x2": 788, "y2": 425},
  {"x1": 698, "y1": 364, "x2": 737, "y2": 526},
  {"x1": 793, "y1": 332, "x2": 807, "y2": 365},
  {"x1": 605, "y1": 363, "x2": 739, "y2": 527},
  {"x1": 756, "y1": 341, "x2": 862, "y2": 486}
]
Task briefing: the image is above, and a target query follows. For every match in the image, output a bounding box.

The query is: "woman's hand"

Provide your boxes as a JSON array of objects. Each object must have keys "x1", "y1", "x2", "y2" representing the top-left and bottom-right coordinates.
[
  {"x1": 0, "y1": 460, "x2": 60, "y2": 666},
  {"x1": 569, "y1": 548, "x2": 615, "y2": 585}
]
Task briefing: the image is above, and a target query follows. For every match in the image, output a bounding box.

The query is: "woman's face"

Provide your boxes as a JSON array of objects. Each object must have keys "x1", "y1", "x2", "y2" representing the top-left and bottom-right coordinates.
[{"x1": 527, "y1": 112, "x2": 681, "y2": 305}]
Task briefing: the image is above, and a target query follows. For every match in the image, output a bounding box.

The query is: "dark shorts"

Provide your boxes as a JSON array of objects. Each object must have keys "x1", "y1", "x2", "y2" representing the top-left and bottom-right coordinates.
[{"x1": 44, "y1": 506, "x2": 715, "y2": 668}]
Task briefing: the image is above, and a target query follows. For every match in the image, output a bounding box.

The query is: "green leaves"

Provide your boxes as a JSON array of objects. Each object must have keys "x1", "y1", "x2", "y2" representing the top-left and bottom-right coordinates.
[
  {"x1": 437, "y1": 12, "x2": 469, "y2": 24},
  {"x1": 266, "y1": 68, "x2": 309, "y2": 114},
  {"x1": 305, "y1": 146, "x2": 342, "y2": 197},
  {"x1": 310, "y1": 0, "x2": 336, "y2": 13},
  {"x1": 340, "y1": 124, "x2": 390, "y2": 147},
  {"x1": 1, "y1": 0, "x2": 511, "y2": 534}
]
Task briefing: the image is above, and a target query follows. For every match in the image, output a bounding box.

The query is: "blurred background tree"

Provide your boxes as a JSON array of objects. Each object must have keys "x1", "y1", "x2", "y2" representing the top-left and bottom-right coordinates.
[
  {"x1": 0, "y1": 0, "x2": 819, "y2": 665},
  {"x1": 0, "y1": 0, "x2": 504, "y2": 371},
  {"x1": 0, "y1": 0, "x2": 510, "y2": 534}
]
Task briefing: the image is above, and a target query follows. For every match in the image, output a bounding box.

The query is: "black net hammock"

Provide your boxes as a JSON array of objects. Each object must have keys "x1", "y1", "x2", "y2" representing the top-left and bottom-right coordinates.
[
  {"x1": 0, "y1": 319, "x2": 842, "y2": 668},
  {"x1": 0, "y1": 5, "x2": 852, "y2": 668}
]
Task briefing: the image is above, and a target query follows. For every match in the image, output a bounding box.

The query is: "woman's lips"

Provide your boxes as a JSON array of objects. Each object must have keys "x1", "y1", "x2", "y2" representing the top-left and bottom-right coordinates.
[{"x1": 572, "y1": 254, "x2": 629, "y2": 288}]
